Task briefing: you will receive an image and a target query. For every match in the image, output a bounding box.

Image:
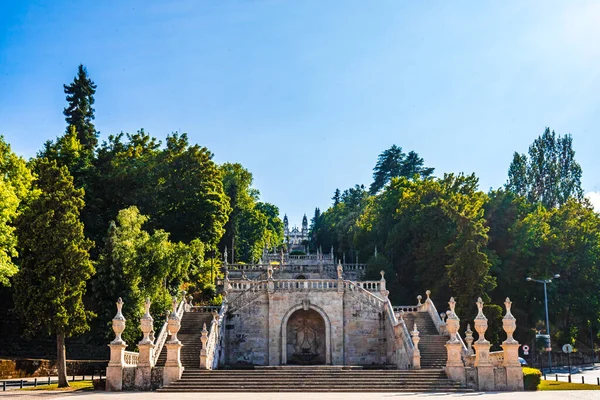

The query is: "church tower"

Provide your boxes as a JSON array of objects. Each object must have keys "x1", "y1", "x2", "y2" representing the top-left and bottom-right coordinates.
[{"x1": 302, "y1": 214, "x2": 308, "y2": 236}]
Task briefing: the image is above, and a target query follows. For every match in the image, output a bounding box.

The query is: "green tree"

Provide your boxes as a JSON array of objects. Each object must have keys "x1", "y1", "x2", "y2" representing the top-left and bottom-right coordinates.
[
  {"x1": 370, "y1": 145, "x2": 434, "y2": 194},
  {"x1": 506, "y1": 128, "x2": 583, "y2": 208},
  {"x1": 63, "y1": 64, "x2": 98, "y2": 155},
  {"x1": 13, "y1": 159, "x2": 94, "y2": 387},
  {"x1": 0, "y1": 137, "x2": 34, "y2": 286}
]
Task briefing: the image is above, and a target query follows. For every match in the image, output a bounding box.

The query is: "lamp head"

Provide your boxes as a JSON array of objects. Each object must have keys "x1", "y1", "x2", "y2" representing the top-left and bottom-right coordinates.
[
  {"x1": 526, "y1": 277, "x2": 532, "y2": 282},
  {"x1": 554, "y1": 274, "x2": 561, "y2": 279}
]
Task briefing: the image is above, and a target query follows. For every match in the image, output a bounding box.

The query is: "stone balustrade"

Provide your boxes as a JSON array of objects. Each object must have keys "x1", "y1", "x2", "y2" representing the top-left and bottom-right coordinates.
[
  {"x1": 275, "y1": 279, "x2": 340, "y2": 290},
  {"x1": 189, "y1": 305, "x2": 220, "y2": 313},
  {"x1": 393, "y1": 305, "x2": 419, "y2": 313},
  {"x1": 489, "y1": 351, "x2": 505, "y2": 367},
  {"x1": 357, "y1": 281, "x2": 380, "y2": 291},
  {"x1": 124, "y1": 351, "x2": 139, "y2": 366}
]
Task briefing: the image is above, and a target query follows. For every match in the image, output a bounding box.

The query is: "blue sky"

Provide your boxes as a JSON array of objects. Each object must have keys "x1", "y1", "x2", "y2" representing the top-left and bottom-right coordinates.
[{"x1": 1, "y1": 1, "x2": 600, "y2": 226}]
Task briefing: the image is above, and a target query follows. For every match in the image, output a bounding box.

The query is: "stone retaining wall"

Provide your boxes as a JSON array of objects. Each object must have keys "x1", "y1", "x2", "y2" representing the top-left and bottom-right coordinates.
[{"x1": 0, "y1": 358, "x2": 108, "y2": 379}]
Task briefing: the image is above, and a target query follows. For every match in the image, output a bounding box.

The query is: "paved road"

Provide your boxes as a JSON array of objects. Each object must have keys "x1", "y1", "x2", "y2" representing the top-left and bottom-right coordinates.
[
  {"x1": 2, "y1": 392, "x2": 600, "y2": 400},
  {"x1": 542, "y1": 363, "x2": 600, "y2": 385}
]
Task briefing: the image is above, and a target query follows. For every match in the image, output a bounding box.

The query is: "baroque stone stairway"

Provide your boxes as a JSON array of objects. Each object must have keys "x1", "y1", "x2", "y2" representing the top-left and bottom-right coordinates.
[
  {"x1": 155, "y1": 311, "x2": 214, "y2": 368},
  {"x1": 403, "y1": 312, "x2": 449, "y2": 368},
  {"x1": 157, "y1": 366, "x2": 472, "y2": 392}
]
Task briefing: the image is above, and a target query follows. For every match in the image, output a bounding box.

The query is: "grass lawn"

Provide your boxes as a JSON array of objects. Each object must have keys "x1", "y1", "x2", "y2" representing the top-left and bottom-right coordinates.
[
  {"x1": 22, "y1": 380, "x2": 95, "y2": 391},
  {"x1": 539, "y1": 380, "x2": 600, "y2": 390}
]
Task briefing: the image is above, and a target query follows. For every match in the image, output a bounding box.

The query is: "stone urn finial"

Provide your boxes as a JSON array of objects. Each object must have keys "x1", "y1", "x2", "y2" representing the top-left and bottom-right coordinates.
[
  {"x1": 440, "y1": 312, "x2": 446, "y2": 323},
  {"x1": 502, "y1": 297, "x2": 517, "y2": 344},
  {"x1": 111, "y1": 297, "x2": 126, "y2": 345},
  {"x1": 474, "y1": 297, "x2": 489, "y2": 344},
  {"x1": 465, "y1": 323, "x2": 474, "y2": 354},
  {"x1": 448, "y1": 297, "x2": 456, "y2": 316},
  {"x1": 380, "y1": 270, "x2": 385, "y2": 281},
  {"x1": 425, "y1": 290, "x2": 431, "y2": 301},
  {"x1": 167, "y1": 296, "x2": 182, "y2": 344},
  {"x1": 417, "y1": 295, "x2": 422, "y2": 305},
  {"x1": 445, "y1": 298, "x2": 460, "y2": 344},
  {"x1": 267, "y1": 265, "x2": 273, "y2": 280},
  {"x1": 139, "y1": 297, "x2": 154, "y2": 345},
  {"x1": 337, "y1": 260, "x2": 343, "y2": 279}
]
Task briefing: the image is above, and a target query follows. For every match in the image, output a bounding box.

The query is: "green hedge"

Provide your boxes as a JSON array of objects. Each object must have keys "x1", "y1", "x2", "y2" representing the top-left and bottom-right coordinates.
[{"x1": 523, "y1": 367, "x2": 542, "y2": 391}]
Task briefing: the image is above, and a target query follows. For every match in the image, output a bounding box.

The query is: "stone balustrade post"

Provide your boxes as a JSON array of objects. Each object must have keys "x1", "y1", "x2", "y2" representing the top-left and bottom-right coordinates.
[
  {"x1": 411, "y1": 323, "x2": 421, "y2": 369},
  {"x1": 465, "y1": 324, "x2": 474, "y2": 355},
  {"x1": 337, "y1": 261, "x2": 344, "y2": 294},
  {"x1": 163, "y1": 297, "x2": 183, "y2": 386},
  {"x1": 135, "y1": 298, "x2": 155, "y2": 390},
  {"x1": 473, "y1": 297, "x2": 494, "y2": 390},
  {"x1": 502, "y1": 297, "x2": 523, "y2": 391},
  {"x1": 199, "y1": 322, "x2": 209, "y2": 368},
  {"x1": 107, "y1": 298, "x2": 127, "y2": 391},
  {"x1": 417, "y1": 295, "x2": 422, "y2": 307},
  {"x1": 444, "y1": 297, "x2": 465, "y2": 384},
  {"x1": 379, "y1": 270, "x2": 387, "y2": 296}
]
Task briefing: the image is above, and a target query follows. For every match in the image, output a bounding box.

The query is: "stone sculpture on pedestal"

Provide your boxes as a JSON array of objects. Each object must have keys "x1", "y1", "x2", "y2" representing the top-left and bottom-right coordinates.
[
  {"x1": 473, "y1": 297, "x2": 494, "y2": 390},
  {"x1": 163, "y1": 297, "x2": 183, "y2": 386},
  {"x1": 444, "y1": 297, "x2": 466, "y2": 384},
  {"x1": 106, "y1": 298, "x2": 127, "y2": 391},
  {"x1": 135, "y1": 298, "x2": 154, "y2": 390},
  {"x1": 502, "y1": 298, "x2": 523, "y2": 390}
]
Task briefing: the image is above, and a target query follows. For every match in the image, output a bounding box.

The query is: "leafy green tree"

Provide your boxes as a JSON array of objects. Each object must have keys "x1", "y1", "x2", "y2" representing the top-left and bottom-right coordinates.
[
  {"x1": 506, "y1": 128, "x2": 583, "y2": 208},
  {"x1": 13, "y1": 159, "x2": 94, "y2": 387},
  {"x1": 63, "y1": 64, "x2": 98, "y2": 155},
  {"x1": 93, "y1": 206, "x2": 206, "y2": 344},
  {"x1": 370, "y1": 145, "x2": 434, "y2": 194},
  {"x1": 0, "y1": 137, "x2": 33, "y2": 286},
  {"x1": 332, "y1": 189, "x2": 341, "y2": 206}
]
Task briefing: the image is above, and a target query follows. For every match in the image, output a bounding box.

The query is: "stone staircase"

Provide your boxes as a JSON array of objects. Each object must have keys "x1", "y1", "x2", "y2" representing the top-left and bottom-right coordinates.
[
  {"x1": 403, "y1": 312, "x2": 448, "y2": 369},
  {"x1": 155, "y1": 311, "x2": 214, "y2": 368},
  {"x1": 157, "y1": 366, "x2": 472, "y2": 392}
]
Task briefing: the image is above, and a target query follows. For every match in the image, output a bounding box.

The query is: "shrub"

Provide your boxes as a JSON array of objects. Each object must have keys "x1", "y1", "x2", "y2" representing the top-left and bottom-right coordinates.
[{"x1": 523, "y1": 367, "x2": 542, "y2": 391}]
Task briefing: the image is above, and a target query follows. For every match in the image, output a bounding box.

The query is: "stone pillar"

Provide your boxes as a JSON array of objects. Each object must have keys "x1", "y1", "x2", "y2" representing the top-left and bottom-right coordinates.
[
  {"x1": 465, "y1": 324, "x2": 474, "y2": 356},
  {"x1": 444, "y1": 297, "x2": 465, "y2": 384},
  {"x1": 411, "y1": 323, "x2": 421, "y2": 369},
  {"x1": 337, "y1": 260, "x2": 344, "y2": 294},
  {"x1": 379, "y1": 271, "x2": 388, "y2": 298},
  {"x1": 106, "y1": 298, "x2": 127, "y2": 392},
  {"x1": 502, "y1": 297, "x2": 523, "y2": 391},
  {"x1": 473, "y1": 297, "x2": 494, "y2": 391},
  {"x1": 200, "y1": 322, "x2": 208, "y2": 368},
  {"x1": 163, "y1": 297, "x2": 183, "y2": 386},
  {"x1": 135, "y1": 298, "x2": 154, "y2": 390}
]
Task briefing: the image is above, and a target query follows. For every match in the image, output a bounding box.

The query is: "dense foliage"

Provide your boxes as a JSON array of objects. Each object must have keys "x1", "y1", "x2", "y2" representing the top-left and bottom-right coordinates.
[{"x1": 311, "y1": 136, "x2": 600, "y2": 350}]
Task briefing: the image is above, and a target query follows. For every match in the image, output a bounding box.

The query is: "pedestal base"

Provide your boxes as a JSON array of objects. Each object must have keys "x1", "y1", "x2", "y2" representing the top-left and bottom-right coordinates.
[
  {"x1": 163, "y1": 365, "x2": 184, "y2": 386},
  {"x1": 105, "y1": 365, "x2": 123, "y2": 391},
  {"x1": 134, "y1": 366, "x2": 152, "y2": 390},
  {"x1": 506, "y1": 366, "x2": 524, "y2": 391},
  {"x1": 477, "y1": 365, "x2": 495, "y2": 391},
  {"x1": 446, "y1": 365, "x2": 466, "y2": 385}
]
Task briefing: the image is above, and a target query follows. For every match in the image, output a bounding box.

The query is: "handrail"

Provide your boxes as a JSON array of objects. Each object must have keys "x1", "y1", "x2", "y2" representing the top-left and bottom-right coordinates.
[
  {"x1": 424, "y1": 296, "x2": 447, "y2": 335},
  {"x1": 124, "y1": 351, "x2": 139, "y2": 366},
  {"x1": 152, "y1": 299, "x2": 185, "y2": 366},
  {"x1": 214, "y1": 303, "x2": 228, "y2": 369}
]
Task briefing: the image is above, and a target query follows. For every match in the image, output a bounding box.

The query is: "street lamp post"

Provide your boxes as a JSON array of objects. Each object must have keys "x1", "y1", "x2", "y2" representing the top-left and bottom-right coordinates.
[{"x1": 526, "y1": 274, "x2": 560, "y2": 372}]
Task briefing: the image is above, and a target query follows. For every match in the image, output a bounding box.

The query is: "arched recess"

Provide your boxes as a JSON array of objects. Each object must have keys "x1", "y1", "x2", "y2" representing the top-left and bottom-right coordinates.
[{"x1": 281, "y1": 302, "x2": 331, "y2": 365}]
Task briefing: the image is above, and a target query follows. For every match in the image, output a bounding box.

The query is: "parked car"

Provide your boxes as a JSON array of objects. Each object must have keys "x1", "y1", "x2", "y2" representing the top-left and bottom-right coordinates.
[{"x1": 518, "y1": 357, "x2": 528, "y2": 366}]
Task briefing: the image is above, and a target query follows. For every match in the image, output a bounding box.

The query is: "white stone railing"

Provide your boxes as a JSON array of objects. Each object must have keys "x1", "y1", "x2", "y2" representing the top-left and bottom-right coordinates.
[
  {"x1": 393, "y1": 305, "x2": 419, "y2": 314},
  {"x1": 345, "y1": 281, "x2": 387, "y2": 308},
  {"x1": 423, "y1": 294, "x2": 447, "y2": 335},
  {"x1": 229, "y1": 281, "x2": 268, "y2": 291},
  {"x1": 227, "y1": 263, "x2": 271, "y2": 270},
  {"x1": 124, "y1": 351, "x2": 139, "y2": 366},
  {"x1": 152, "y1": 299, "x2": 185, "y2": 366},
  {"x1": 275, "y1": 279, "x2": 340, "y2": 290},
  {"x1": 490, "y1": 351, "x2": 504, "y2": 367},
  {"x1": 357, "y1": 281, "x2": 381, "y2": 291},
  {"x1": 340, "y1": 264, "x2": 366, "y2": 271},
  {"x1": 189, "y1": 305, "x2": 220, "y2": 313},
  {"x1": 214, "y1": 303, "x2": 228, "y2": 369}
]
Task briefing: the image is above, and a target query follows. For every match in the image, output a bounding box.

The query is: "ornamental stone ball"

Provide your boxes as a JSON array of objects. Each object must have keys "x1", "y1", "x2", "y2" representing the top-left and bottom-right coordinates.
[
  {"x1": 111, "y1": 297, "x2": 126, "y2": 345},
  {"x1": 426, "y1": 290, "x2": 431, "y2": 300},
  {"x1": 448, "y1": 297, "x2": 457, "y2": 317},
  {"x1": 417, "y1": 295, "x2": 422, "y2": 305}
]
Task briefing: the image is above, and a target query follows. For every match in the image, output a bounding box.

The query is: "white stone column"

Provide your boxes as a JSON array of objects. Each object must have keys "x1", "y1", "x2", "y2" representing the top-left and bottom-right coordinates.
[
  {"x1": 163, "y1": 297, "x2": 183, "y2": 386},
  {"x1": 411, "y1": 323, "x2": 421, "y2": 369},
  {"x1": 106, "y1": 298, "x2": 127, "y2": 392},
  {"x1": 473, "y1": 297, "x2": 494, "y2": 391},
  {"x1": 502, "y1": 297, "x2": 523, "y2": 391},
  {"x1": 135, "y1": 298, "x2": 155, "y2": 390},
  {"x1": 199, "y1": 322, "x2": 208, "y2": 368},
  {"x1": 444, "y1": 297, "x2": 465, "y2": 384}
]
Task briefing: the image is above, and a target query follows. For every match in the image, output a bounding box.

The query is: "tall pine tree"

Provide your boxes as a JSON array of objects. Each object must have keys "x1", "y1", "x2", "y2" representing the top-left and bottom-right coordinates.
[
  {"x1": 63, "y1": 64, "x2": 98, "y2": 155},
  {"x1": 13, "y1": 159, "x2": 94, "y2": 387}
]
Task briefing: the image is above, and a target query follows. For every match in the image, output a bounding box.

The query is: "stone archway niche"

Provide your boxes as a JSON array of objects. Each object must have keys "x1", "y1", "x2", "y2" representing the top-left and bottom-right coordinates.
[{"x1": 281, "y1": 302, "x2": 331, "y2": 365}]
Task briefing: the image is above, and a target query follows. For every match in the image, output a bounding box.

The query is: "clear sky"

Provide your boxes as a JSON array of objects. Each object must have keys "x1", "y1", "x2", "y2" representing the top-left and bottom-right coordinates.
[{"x1": 1, "y1": 1, "x2": 600, "y2": 225}]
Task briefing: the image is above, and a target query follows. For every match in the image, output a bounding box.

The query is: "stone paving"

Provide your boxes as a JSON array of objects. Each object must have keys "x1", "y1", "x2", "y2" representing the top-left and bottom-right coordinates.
[{"x1": 2, "y1": 391, "x2": 600, "y2": 400}]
